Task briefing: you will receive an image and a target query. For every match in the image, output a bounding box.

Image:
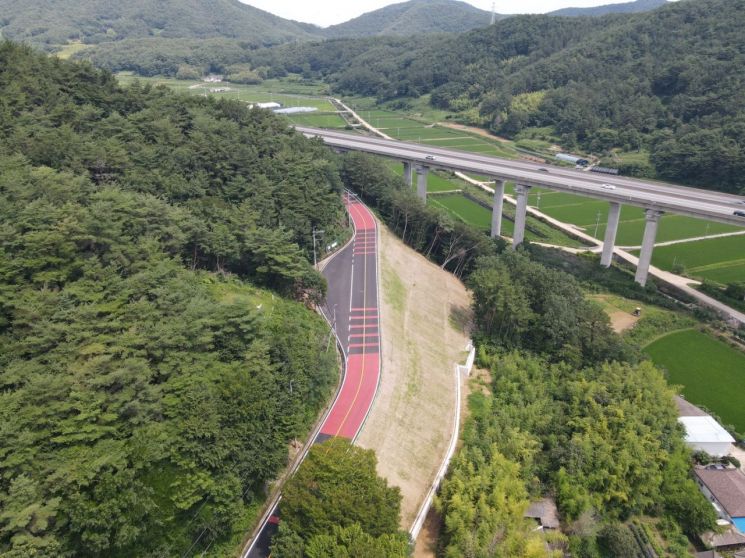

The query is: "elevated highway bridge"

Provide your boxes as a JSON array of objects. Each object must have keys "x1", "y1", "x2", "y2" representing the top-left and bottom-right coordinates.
[{"x1": 297, "y1": 126, "x2": 745, "y2": 286}]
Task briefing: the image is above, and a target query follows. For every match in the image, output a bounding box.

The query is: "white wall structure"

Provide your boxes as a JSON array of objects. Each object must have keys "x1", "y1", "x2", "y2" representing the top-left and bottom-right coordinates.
[{"x1": 679, "y1": 416, "x2": 735, "y2": 457}]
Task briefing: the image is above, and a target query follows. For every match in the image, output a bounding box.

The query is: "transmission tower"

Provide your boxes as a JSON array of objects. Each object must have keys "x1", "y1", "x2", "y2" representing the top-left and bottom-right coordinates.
[{"x1": 490, "y1": 2, "x2": 497, "y2": 25}]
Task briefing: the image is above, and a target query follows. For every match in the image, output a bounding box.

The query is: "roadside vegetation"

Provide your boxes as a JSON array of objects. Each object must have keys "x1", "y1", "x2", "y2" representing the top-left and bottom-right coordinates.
[{"x1": 271, "y1": 438, "x2": 410, "y2": 557}]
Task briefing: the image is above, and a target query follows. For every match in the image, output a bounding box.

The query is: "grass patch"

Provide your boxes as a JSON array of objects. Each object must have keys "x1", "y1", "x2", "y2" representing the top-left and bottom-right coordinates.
[
  {"x1": 645, "y1": 329, "x2": 745, "y2": 433},
  {"x1": 54, "y1": 41, "x2": 92, "y2": 59},
  {"x1": 382, "y1": 265, "x2": 406, "y2": 315}
]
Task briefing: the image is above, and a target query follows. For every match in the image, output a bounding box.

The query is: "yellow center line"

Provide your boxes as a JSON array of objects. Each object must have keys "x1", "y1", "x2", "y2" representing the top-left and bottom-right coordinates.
[{"x1": 333, "y1": 202, "x2": 371, "y2": 438}]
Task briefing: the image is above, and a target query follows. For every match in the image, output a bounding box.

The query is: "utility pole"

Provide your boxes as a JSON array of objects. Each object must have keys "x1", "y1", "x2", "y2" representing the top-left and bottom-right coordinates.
[
  {"x1": 594, "y1": 210, "x2": 602, "y2": 237},
  {"x1": 312, "y1": 228, "x2": 325, "y2": 269}
]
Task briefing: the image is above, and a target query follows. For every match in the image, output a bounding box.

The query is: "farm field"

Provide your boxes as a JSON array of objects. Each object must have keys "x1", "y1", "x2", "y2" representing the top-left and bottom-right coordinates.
[
  {"x1": 358, "y1": 109, "x2": 519, "y2": 159},
  {"x1": 641, "y1": 235, "x2": 745, "y2": 284},
  {"x1": 505, "y1": 185, "x2": 744, "y2": 246},
  {"x1": 286, "y1": 113, "x2": 348, "y2": 128},
  {"x1": 115, "y1": 74, "x2": 334, "y2": 109},
  {"x1": 645, "y1": 329, "x2": 745, "y2": 433}
]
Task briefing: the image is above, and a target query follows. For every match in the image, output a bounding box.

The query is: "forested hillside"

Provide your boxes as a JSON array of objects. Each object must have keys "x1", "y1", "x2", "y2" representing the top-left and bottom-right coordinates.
[
  {"x1": 249, "y1": 0, "x2": 745, "y2": 193},
  {"x1": 0, "y1": 0, "x2": 317, "y2": 50},
  {"x1": 320, "y1": 0, "x2": 495, "y2": 39},
  {"x1": 549, "y1": 0, "x2": 667, "y2": 17},
  {"x1": 0, "y1": 42, "x2": 346, "y2": 556}
]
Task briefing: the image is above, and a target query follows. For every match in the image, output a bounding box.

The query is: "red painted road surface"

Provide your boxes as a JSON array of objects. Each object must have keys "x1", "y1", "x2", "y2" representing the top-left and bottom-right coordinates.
[
  {"x1": 318, "y1": 194, "x2": 381, "y2": 440},
  {"x1": 244, "y1": 192, "x2": 381, "y2": 558}
]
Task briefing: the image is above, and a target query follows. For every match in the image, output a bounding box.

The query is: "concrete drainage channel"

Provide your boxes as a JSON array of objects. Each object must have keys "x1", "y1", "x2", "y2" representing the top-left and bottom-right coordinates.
[{"x1": 409, "y1": 342, "x2": 475, "y2": 540}]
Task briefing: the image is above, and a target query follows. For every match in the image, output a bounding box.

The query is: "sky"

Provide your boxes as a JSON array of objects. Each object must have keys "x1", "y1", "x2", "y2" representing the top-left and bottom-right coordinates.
[{"x1": 239, "y1": 0, "x2": 637, "y2": 27}]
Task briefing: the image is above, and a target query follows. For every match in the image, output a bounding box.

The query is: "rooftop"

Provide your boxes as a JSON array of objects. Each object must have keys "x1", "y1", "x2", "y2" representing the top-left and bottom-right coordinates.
[
  {"x1": 695, "y1": 467, "x2": 745, "y2": 517},
  {"x1": 524, "y1": 498, "x2": 560, "y2": 529},
  {"x1": 675, "y1": 395, "x2": 709, "y2": 417},
  {"x1": 679, "y1": 416, "x2": 735, "y2": 444}
]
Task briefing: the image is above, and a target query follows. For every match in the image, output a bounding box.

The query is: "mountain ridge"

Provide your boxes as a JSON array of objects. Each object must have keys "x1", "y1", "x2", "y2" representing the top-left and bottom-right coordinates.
[
  {"x1": 319, "y1": 0, "x2": 497, "y2": 39},
  {"x1": 549, "y1": 0, "x2": 668, "y2": 17},
  {"x1": 0, "y1": 0, "x2": 318, "y2": 50}
]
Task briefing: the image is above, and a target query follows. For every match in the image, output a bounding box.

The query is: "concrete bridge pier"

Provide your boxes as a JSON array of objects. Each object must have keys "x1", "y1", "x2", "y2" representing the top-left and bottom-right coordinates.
[
  {"x1": 512, "y1": 183, "x2": 532, "y2": 248},
  {"x1": 491, "y1": 179, "x2": 506, "y2": 238},
  {"x1": 403, "y1": 161, "x2": 413, "y2": 186},
  {"x1": 635, "y1": 209, "x2": 663, "y2": 286},
  {"x1": 415, "y1": 166, "x2": 428, "y2": 201},
  {"x1": 601, "y1": 202, "x2": 622, "y2": 268}
]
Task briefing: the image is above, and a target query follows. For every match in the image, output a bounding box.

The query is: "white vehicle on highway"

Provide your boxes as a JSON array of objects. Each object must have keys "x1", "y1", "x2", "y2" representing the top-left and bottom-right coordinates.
[
  {"x1": 425, "y1": 155, "x2": 436, "y2": 161},
  {"x1": 601, "y1": 183, "x2": 617, "y2": 190}
]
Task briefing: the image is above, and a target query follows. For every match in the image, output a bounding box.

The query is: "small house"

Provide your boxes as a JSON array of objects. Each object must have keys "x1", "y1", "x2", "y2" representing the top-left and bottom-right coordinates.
[
  {"x1": 694, "y1": 466, "x2": 745, "y2": 533},
  {"x1": 524, "y1": 498, "x2": 560, "y2": 530}
]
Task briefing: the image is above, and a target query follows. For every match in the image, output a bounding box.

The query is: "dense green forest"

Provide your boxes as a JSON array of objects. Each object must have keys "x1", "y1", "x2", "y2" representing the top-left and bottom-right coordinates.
[
  {"x1": 321, "y1": 0, "x2": 494, "y2": 39},
  {"x1": 0, "y1": 0, "x2": 317, "y2": 49},
  {"x1": 549, "y1": 0, "x2": 666, "y2": 17},
  {"x1": 271, "y1": 438, "x2": 410, "y2": 557},
  {"x1": 246, "y1": 0, "x2": 745, "y2": 193},
  {"x1": 0, "y1": 41, "x2": 349, "y2": 556}
]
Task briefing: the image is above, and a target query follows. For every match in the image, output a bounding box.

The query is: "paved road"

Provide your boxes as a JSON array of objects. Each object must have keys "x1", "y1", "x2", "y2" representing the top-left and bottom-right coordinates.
[
  {"x1": 297, "y1": 127, "x2": 745, "y2": 227},
  {"x1": 244, "y1": 192, "x2": 381, "y2": 558}
]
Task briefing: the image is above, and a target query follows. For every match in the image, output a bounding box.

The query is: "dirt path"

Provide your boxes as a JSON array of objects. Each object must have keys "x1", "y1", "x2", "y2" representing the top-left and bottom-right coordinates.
[
  {"x1": 355, "y1": 221, "x2": 471, "y2": 530},
  {"x1": 436, "y1": 121, "x2": 511, "y2": 143}
]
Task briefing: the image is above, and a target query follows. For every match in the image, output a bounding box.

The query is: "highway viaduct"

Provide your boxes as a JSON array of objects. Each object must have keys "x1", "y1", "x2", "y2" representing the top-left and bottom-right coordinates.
[{"x1": 297, "y1": 126, "x2": 745, "y2": 287}]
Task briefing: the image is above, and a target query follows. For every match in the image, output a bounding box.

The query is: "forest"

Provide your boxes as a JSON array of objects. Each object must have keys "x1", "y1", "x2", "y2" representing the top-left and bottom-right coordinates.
[
  {"x1": 0, "y1": 41, "x2": 347, "y2": 556},
  {"x1": 0, "y1": 0, "x2": 317, "y2": 49}
]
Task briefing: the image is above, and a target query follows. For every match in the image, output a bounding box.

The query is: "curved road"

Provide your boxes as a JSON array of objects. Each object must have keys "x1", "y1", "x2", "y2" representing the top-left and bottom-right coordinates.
[{"x1": 243, "y1": 192, "x2": 381, "y2": 558}]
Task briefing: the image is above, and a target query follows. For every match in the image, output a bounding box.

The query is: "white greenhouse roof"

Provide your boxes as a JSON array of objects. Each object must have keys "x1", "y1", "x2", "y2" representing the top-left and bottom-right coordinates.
[{"x1": 679, "y1": 416, "x2": 735, "y2": 444}]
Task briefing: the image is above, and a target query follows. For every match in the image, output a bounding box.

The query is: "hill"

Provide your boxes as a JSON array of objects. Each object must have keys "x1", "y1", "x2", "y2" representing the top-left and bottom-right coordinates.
[
  {"x1": 0, "y1": 41, "x2": 344, "y2": 556},
  {"x1": 549, "y1": 0, "x2": 668, "y2": 17},
  {"x1": 0, "y1": 0, "x2": 318, "y2": 50},
  {"x1": 249, "y1": 0, "x2": 745, "y2": 194},
  {"x1": 320, "y1": 0, "x2": 496, "y2": 38}
]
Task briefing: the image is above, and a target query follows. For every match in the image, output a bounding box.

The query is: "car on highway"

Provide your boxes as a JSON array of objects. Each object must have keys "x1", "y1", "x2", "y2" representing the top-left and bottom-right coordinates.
[
  {"x1": 734, "y1": 210, "x2": 745, "y2": 217},
  {"x1": 601, "y1": 183, "x2": 617, "y2": 190},
  {"x1": 425, "y1": 155, "x2": 436, "y2": 161},
  {"x1": 538, "y1": 168, "x2": 549, "y2": 172}
]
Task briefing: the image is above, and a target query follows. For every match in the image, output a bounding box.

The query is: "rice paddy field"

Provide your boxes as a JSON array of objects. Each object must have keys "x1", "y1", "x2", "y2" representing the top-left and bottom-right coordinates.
[
  {"x1": 641, "y1": 235, "x2": 745, "y2": 284},
  {"x1": 359, "y1": 109, "x2": 519, "y2": 159},
  {"x1": 645, "y1": 329, "x2": 745, "y2": 433}
]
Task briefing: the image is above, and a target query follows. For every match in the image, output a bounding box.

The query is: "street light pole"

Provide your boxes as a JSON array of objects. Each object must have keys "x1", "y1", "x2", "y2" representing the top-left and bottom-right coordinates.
[{"x1": 312, "y1": 228, "x2": 325, "y2": 269}]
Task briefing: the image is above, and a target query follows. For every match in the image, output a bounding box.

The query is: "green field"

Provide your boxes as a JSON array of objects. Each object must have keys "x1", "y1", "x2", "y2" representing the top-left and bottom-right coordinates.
[
  {"x1": 645, "y1": 329, "x2": 745, "y2": 433},
  {"x1": 287, "y1": 113, "x2": 347, "y2": 128},
  {"x1": 429, "y1": 195, "x2": 493, "y2": 230},
  {"x1": 642, "y1": 234, "x2": 745, "y2": 283},
  {"x1": 116, "y1": 74, "x2": 334, "y2": 109}
]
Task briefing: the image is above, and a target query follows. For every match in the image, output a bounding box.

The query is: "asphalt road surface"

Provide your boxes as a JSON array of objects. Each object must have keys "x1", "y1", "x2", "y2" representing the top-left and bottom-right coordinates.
[{"x1": 244, "y1": 192, "x2": 381, "y2": 558}]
